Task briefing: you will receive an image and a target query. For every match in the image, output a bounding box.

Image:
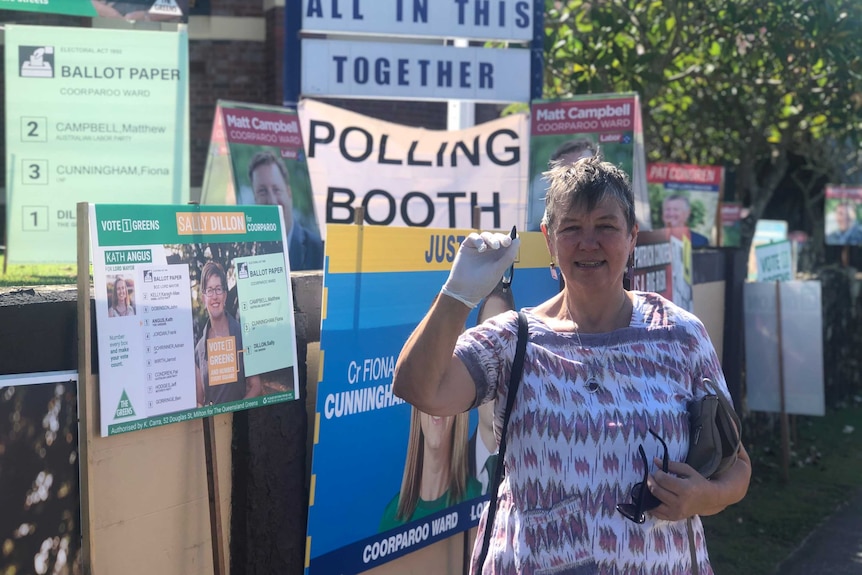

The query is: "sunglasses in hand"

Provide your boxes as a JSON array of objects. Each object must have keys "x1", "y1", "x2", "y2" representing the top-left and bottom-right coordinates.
[{"x1": 616, "y1": 428, "x2": 669, "y2": 524}]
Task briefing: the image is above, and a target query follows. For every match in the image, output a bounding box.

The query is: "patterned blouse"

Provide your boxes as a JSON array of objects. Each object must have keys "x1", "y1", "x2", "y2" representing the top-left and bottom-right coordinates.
[{"x1": 454, "y1": 291, "x2": 729, "y2": 575}]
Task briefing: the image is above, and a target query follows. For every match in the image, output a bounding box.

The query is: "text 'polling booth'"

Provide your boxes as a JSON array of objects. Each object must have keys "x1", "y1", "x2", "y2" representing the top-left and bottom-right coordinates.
[
  {"x1": 299, "y1": 100, "x2": 529, "y2": 237},
  {"x1": 4, "y1": 25, "x2": 190, "y2": 263},
  {"x1": 305, "y1": 225, "x2": 558, "y2": 574}
]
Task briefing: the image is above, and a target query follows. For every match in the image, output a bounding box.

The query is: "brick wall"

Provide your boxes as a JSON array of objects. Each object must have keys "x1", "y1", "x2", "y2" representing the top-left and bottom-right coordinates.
[{"x1": 188, "y1": 40, "x2": 269, "y2": 184}]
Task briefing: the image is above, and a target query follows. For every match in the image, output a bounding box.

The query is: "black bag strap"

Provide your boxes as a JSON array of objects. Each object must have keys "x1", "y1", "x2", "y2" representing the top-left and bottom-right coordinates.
[{"x1": 477, "y1": 310, "x2": 529, "y2": 570}]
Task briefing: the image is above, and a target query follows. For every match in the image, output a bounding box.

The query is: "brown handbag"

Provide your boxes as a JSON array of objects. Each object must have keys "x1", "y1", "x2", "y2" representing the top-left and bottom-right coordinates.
[{"x1": 685, "y1": 377, "x2": 742, "y2": 479}]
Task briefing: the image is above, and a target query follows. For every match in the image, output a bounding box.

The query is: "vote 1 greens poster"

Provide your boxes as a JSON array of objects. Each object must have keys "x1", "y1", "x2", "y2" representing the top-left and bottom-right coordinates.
[
  {"x1": 5, "y1": 25, "x2": 189, "y2": 263},
  {"x1": 304, "y1": 225, "x2": 559, "y2": 574},
  {"x1": 88, "y1": 204, "x2": 299, "y2": 436}
]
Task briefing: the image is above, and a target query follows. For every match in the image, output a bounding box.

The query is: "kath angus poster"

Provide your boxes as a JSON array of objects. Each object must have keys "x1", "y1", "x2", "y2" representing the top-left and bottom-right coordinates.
[{"x1": 88, "y1": 204, "x2": 299, "y2": 436}]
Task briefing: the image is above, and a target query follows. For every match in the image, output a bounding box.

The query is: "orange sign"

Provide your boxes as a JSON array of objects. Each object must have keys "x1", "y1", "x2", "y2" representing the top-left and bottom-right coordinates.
[
  {"x1": 176, "y1": 212, "x2": 247, "y2": 235},
  {"x1": 207, "y1": 336, "x2": 238, "y2": 385}
]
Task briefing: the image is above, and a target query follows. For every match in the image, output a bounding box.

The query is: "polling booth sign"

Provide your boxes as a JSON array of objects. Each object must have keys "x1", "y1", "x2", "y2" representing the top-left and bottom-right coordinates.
[
  {"x1": 4, "y1": 25, "x2": 190, "y2": 263},
  {"x1": 301, "y1": 0, "x2": 535, "y2": 41},
  {"x1": 305, "y1": 224, "x2": 559, "y2": 574},
  {"x1": 86, "y1": 204, "x2": 299, "y2": 436},
  {"x1": 298, "y1": 98, "x2": 528, "y2": 240},
  {"x1": 297, "y1": 0, "x2": 535, "y2": 103}
]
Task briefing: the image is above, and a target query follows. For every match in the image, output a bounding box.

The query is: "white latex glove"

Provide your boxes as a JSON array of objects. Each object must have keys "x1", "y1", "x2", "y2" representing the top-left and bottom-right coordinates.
[{"x1": 440, "y1": 231, "x2": 519, "y2": 309}]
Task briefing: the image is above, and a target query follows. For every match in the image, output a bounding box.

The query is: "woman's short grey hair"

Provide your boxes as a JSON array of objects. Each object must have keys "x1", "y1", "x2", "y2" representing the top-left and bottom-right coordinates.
[{"x1": 540, "y1": 156, "x2": 635, "y2": 233}]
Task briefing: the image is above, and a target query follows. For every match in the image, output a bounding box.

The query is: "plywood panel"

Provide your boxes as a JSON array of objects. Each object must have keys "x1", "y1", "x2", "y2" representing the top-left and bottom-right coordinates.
[
  {"x1": 693, "y1": 280, "x2": 725, "y2": 361},
  {"x1": 80, "y1": 377, "x2": 233, "y2": 575}
]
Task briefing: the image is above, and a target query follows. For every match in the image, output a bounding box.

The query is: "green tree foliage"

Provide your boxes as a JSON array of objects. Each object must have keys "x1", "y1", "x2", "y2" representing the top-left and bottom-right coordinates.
[{"x1": 543, "y1": 0, "x2": 862, "y2": 254}]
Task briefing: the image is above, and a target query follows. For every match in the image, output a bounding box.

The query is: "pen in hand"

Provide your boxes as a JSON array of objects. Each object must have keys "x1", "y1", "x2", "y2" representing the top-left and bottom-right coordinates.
[{"x1": 502, "y1": 226, "x2": 516, "y2": 291}]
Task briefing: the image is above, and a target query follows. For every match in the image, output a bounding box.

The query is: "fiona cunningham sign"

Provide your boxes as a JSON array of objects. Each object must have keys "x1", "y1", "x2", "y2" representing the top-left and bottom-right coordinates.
[
  {"x1": 88, "y1": 204, "x2": 299, "y2": 436},
  {"x1": 298, "y1": 98, "x2": 528, "y2": 239},
  {"x1": 305, "y1": 224, "x2": 559, "y2": 574}
]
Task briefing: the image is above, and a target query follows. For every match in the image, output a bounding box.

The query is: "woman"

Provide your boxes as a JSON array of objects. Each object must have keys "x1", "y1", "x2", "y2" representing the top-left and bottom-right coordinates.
[
  {"x1": 379, "y1": 407, "x2": 481, "y2": 532},
  {"x1": 194, "y1": 261, "x2": 261, "y2": 406},
  {"x1": 393, "y1": 157, "x2": 751, "y2": 574},
  {"x1": 108, "y1": 276, "x2": 135, "y2": 317}
]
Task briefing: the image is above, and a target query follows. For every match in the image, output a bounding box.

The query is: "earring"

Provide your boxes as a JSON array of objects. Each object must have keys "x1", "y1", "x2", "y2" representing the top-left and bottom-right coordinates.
[{"x1": 549, "y1": 261, "x2": 558, "y2": 281}]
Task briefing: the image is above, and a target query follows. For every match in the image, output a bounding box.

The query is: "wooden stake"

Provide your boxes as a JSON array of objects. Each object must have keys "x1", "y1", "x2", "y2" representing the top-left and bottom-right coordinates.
[
  {"x1": 76, "y1": 202, "x2": 96, "y2": 575},
  {"x1": 203, "y1": 417, "x2": 227, "y2": 575},
  {"x1": 471, "y1": 206, "x2": 481, "y2": 230},
  {"x1": 776, "y1": 281, "x2": 791, "y2": 483}
]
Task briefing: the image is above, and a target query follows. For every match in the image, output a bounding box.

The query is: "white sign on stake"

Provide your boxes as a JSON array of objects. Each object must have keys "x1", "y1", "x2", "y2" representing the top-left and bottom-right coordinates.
[
  {"x1": 301, "y1": 0, "x2": 535, "y2": 42},
  {"x1": 301, "y1": 39, "x2": 530, "y2": 102},
  {"x1": 743, "y1": 281, "x2": 825, "y2": 416}
]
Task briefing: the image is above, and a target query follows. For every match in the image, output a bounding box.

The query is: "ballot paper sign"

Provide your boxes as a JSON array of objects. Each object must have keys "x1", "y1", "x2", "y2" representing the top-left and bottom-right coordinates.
[{"x1": 4, "y1": 25, "x2": 190, "y2": 263}]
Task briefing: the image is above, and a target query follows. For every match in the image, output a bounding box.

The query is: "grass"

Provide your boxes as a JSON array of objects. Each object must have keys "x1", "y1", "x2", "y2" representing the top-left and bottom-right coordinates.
[
  {"x1": 0, "y1": 255, "x2": 78, "y2": 288},
  {"x1": 703, "y1": 400, "x2": 862, "y2": 575}
]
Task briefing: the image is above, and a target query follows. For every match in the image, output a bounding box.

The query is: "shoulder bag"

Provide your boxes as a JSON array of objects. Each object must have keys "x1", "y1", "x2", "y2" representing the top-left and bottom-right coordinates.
[{"x1": 476, "y1": 310, "x2": 529, "y2": 571}]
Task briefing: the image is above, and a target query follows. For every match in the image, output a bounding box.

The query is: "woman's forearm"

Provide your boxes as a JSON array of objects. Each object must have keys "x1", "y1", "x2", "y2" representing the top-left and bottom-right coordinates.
[
  {"x1": 699, "y1": 444, "x2": 752, "y2": 516},
  {"x1": 393, "y1": 294, "x2": 474, "y2": 415}
]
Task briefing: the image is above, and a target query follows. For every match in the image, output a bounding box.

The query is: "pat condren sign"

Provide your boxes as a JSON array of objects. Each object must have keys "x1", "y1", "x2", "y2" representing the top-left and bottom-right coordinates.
[
  {"x1": 301, "y1": 0, "x2": 534, "y2": 42},
  {"x1": 301, "y1": 39, "x2": 529, "y2": 102}
]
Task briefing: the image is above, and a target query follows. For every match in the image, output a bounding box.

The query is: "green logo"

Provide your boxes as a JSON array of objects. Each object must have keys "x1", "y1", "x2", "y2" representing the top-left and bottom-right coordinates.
[{"x1": 114, "y1": 390, "x2": 136, "y2": 419}]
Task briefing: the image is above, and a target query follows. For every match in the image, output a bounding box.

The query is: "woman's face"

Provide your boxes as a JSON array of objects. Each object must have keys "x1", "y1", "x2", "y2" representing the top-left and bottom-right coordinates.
[
  {"x1": 548, "y1": 195, "x2": 637, "y2": 293},
  {"x1": 203, "y1": 274, "x2": 226, "y2": 320},
  {"x1": 419, "y1": 412, "x2": 455, "y2": 452},
  {"x1": 115, "y1": 279, "x2": 127, "y2": 303}
]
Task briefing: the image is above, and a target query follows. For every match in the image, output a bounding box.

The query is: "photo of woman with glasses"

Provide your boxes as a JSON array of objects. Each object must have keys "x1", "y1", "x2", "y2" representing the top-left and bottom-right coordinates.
[
  {"x1": 394, "y1": 156, "x2": 751, "y2": 574},
  {"x1": 194, "y1": 261, "x2": 261, "y2": 406}
]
